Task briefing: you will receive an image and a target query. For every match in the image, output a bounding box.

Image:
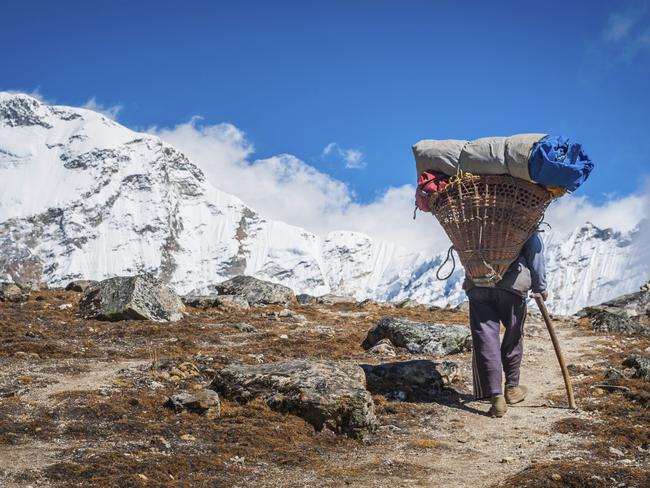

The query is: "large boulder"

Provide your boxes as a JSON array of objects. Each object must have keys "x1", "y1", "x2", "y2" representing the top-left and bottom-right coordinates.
[
  {"x1": 79, "y1": 274, "x2": 185, "y2": 322},
  {"x1": 210, "y1": 360, "x2": 377, "y2": 438},
  {"x1": 362, "y1": 317, "x2": 472, "y2": 356},
  {"x1": 589, "y1": 310, "x2": 650, "y2": 338},
  {"x1": 361, "y1": 360, "x2": 459, "y2": 401},
  {"x1": 577, "y1": 288, "x2": 650, "y2": 319},
  {"x1": 215, "y1": 276, "x2": 294, "y2": 306}
]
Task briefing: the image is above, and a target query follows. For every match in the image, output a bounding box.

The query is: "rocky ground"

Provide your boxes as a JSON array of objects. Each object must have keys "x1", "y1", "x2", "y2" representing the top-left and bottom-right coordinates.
[{"x1": 0, "y1": 278, "x2": 648, "y2": 488}]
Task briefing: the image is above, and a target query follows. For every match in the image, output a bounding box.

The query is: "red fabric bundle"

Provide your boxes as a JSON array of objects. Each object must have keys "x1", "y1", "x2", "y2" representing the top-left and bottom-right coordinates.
[{"x1": 415, "y1": 170, "x2": 449, "y2": 213}]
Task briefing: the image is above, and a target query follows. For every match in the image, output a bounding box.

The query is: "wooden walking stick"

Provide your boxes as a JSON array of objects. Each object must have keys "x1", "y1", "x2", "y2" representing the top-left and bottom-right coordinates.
[{"x1": 533, "y1": 293, "x2": 577, "y2": 409}]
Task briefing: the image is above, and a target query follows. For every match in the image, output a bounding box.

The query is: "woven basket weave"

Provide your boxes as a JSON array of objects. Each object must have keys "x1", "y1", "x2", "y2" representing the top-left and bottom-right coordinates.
[{"x1": 429, "y1": 175, "x2": 553, "y2": 285}]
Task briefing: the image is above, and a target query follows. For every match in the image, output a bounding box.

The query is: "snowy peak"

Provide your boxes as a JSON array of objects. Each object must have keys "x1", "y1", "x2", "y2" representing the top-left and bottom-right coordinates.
[{"x1": 0, "y1": 92, "x2": 645, "y2": 315}]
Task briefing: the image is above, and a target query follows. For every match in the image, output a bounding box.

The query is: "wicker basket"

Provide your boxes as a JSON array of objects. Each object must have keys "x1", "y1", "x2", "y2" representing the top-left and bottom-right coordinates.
[{"x1": 429, "y1": 175, "x2": 554, "y2": 285}]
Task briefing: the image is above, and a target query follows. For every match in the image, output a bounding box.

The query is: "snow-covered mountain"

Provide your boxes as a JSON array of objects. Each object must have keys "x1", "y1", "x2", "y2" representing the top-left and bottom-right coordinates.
[{"x1": 0, "y1": 92, "x2": 645, "y2": 314}]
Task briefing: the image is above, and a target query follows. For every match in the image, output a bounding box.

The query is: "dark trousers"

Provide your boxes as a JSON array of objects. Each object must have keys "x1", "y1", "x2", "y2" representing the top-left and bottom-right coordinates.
[{"x1": 467, "y1": 287, "x2": 527, "y2": 398}]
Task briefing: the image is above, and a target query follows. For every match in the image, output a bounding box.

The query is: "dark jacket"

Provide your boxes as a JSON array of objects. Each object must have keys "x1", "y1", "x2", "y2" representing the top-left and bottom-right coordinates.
[{"x1": 463, "y1": 231, "x2": 547, "y2": 297}]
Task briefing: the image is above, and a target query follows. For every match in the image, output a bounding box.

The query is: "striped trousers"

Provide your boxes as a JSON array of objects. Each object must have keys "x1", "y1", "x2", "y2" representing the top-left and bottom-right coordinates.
[{"x1": 467, "y1": 287, "x2": 527, "y2": 399}]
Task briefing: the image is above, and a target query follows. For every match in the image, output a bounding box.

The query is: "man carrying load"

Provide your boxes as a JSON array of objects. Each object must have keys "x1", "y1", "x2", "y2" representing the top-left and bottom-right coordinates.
[
  {"x1": 413, "y1": 133, "x2": 592, "y2": 417},
  {"x1": 464, "y1": 231, "x2": 547, "y2": 417}
]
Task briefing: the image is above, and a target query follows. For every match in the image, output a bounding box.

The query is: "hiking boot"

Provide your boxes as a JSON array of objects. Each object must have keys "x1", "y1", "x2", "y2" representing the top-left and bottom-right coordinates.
[
  {"x1": 505, "y1": 385, "x2": 528, "y2": 405},
  {"x1": 489, "y1": 395, "x2": 507, "y2": 417}
]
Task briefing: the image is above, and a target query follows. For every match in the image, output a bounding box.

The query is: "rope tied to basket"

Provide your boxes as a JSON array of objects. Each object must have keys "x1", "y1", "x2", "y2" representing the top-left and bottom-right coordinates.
[{"x1": 436, "y1": 245, "x2": 456, "y2": 280}]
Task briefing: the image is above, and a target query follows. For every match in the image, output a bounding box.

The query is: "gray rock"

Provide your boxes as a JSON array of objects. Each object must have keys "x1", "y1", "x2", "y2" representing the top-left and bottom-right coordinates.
[
  {"x1": 165, "y1": 389, "x2": 220, "y2": 415},
  {"x1": 395, "y1": 299, "x2": 424, "y2": 309},
  {"x1": 296, "y1": 293, "x2": 317, "y2": 305},
  {"x1": 368, "y1": 339, "x2": 397, "y2": 357},
  {"x1": 622, "y1": 355, "x2": 650, "y2": 382},
  {"x1": 578, "y1": 289, "x2": 650, "y2": 320},
  {"x1": 215, "y1": 295, "x2": 250, "y2": 311},
  {"x1": 361, "y1": 360, "x2": 459, "y2": 402},
  {"x1": 362, "y1": 317, "x2": 472, "y2": 356},
  {"x1": 79, "y1": 274, "x2": 185, "y2": 322},
  {"x1": 216, "y1": 276, "x2": 294, "y2": 306},
  {"x1": 210, "y1": 360, "x2": 377, "y2": 438},
  {"x1": 65, "y1": 280, "x2": 98, "y2": 292},
  {"x1": 604, "y1": 368, "x2": 625, "y2": 381},
  {"x1": 234, "y1": 323, "x2": 257, "y2": 333},
  {"x1": 589, "y1": 311, "x2": 650, "y2": 337},
  {"x1": 182, "y1": 295, "x2": 218, "y2": 309},
  {"x1": 455, "y1": 301, "x2": 470, "y2": 313},
  {"x1": 316, "y1": 294, "x2": 356, "y2": 305},
  {"x1": 0, "y1": 282, "x2": 27, "y2": 302},
  {"x1": 269, "y1": 308, "x2": 306, "y2": 322}
]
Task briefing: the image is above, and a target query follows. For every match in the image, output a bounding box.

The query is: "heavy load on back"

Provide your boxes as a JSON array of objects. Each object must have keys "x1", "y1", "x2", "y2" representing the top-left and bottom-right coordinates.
[{"x1": 413, "y1": 134, "x2": 593, "y2": 286}]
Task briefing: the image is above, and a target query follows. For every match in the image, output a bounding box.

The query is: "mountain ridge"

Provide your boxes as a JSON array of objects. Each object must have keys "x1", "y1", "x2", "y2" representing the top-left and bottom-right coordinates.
[{"x1": 0, "y1": 92, "x2": 645, "y2": 314}]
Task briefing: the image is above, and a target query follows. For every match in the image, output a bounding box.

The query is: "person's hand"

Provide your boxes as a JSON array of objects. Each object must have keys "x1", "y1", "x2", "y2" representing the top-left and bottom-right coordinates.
[{"x1": 531, "y1": 290, "x2": 548, "y2": 301}]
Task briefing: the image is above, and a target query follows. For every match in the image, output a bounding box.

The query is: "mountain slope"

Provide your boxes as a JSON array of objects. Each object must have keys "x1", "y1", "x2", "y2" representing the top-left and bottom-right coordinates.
[{"x1": 0, "y1": 93, "x2": 645, "y2": 314}]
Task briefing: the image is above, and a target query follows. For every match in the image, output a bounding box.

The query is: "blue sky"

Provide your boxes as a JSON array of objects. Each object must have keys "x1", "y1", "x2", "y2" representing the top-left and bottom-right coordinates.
[{"x1": 2, "y1": 0, "x2": 650, "y2": 249}]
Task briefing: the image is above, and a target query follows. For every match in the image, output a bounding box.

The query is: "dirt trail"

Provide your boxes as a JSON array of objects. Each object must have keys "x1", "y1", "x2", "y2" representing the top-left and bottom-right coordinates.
[
  {"x1": 22, "y1": 360, "x2": 147, "y2": 402},
  {"x1": 408, "y1": 314, "x2": 595, "y2": 487}
]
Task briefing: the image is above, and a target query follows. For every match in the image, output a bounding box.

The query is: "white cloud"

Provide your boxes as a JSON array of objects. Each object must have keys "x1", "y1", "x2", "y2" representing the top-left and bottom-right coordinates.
[
  {"x1": 82, "y1": 97, "x2": 122, "y2": 121},
  {"x1": 604, "y1": 11, "x2": 638, "y2": 42},
  {"x1": 545, "y1": 189, "x2": 649, "y2": 236},
  {"x1": 322, "y1": 142, "x2": 366, "y2": 169},
  {"x1": 600, "y1": 4, "x2": 650, "y2": 63},
  {"x1": 151, "y1": 119, "x2": 650, "y2": 256}
]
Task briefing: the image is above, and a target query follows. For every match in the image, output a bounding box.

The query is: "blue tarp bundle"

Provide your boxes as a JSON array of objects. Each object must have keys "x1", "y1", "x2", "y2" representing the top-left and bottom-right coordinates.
[{"x1": 528, "y1": 135, "x2": 593, "y2": 192}]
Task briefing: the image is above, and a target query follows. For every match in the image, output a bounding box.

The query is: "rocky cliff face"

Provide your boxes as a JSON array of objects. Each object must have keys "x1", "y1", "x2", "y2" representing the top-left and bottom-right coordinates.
[{"x1": 0, "y1": 92, "x2": 645, "y2": 314}]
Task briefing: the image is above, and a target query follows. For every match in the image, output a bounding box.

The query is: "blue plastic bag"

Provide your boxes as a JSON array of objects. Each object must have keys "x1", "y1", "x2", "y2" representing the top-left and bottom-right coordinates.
[{"x1": 528, "y1": 135, "x2": 594, "y2": 192}]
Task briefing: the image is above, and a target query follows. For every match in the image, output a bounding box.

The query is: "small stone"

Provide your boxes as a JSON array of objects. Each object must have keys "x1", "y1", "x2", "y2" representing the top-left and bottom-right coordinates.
[
  {"x1": 296, "y1": 294, "x2": 316, "y2": 305},
  {"x1": 593, "y1": 388, "x2": 605, "y2": 396},
  {"x1": 180, "y1": 433, "x2": 196, "y2": 442},
  {"x1": 137, "y1": 474, "x2": 148, "y2": 481},
  {"x1": 158, "y1": 372, "x2": 171, "y2": 381},
  {"x1": 165, "y1": 389, "x2": 220, "y2": 415},
  {"x1": 234, "y1": 323, "x2": 257, "y2": 333},
  {"x1": 65, "y1": 280, "x2": 98, "y2": 292},
  {"x1": 13, "y1": 351, "x2": 29, "y2": 360},
  {"x1": 500, "y1": 457, "x2": 514, "y2": 463},
  {"x1": 58, "y1": 303, "x2": 73, "y2": 310},
  {"x1": 368, "y1": 339, "x2": 397, "y2": 357},
  {"x1": 604, "y1": 368, "x2": 625, "y2": 381},
  {"x1": 608, "y1": 447, "x2": 624, "y2": 457},
  {"x1": 279, "y1": 334, "x2": 289, "y2": 340},
  {"x1": 550, "y1": 473, "x2": 561, "y2": 481},
  {"x1": 215, "y1": 295, "x2": 250, "y2": 311}
]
